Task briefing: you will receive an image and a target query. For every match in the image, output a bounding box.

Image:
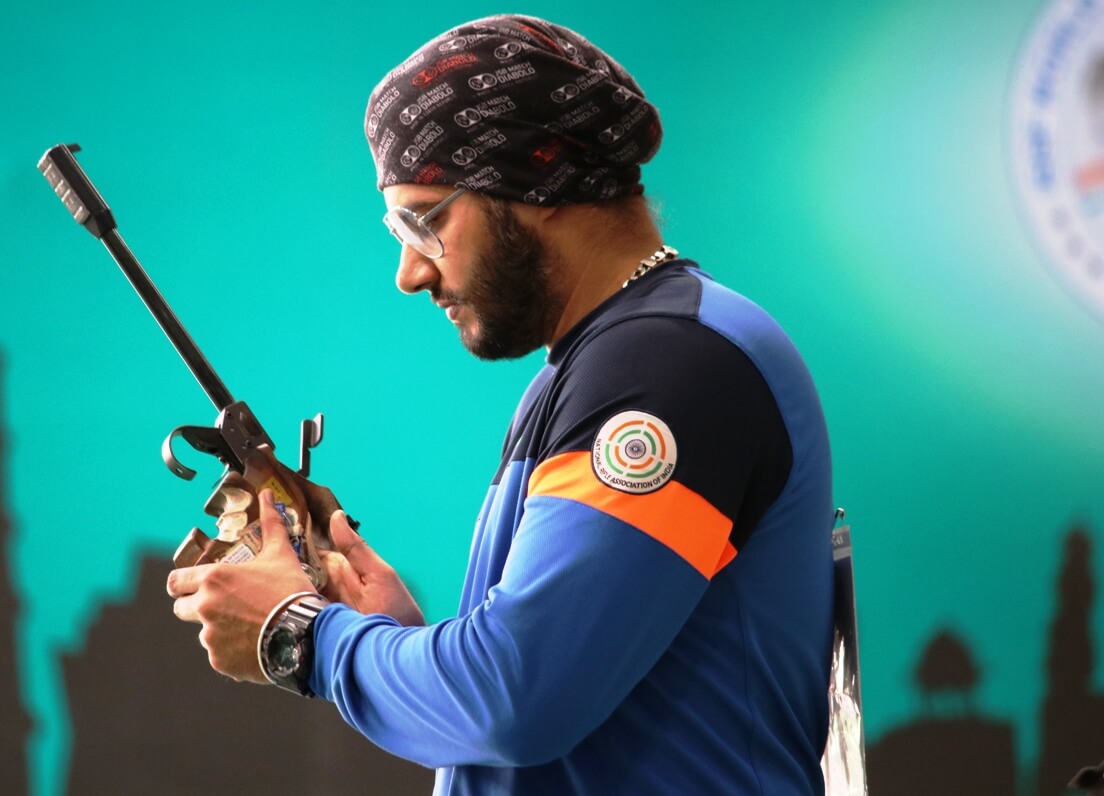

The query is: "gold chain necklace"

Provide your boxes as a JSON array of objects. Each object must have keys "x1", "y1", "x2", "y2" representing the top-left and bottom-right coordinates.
[{"x1": 622, "y1": 245, "x2": 679, "y2": 288}]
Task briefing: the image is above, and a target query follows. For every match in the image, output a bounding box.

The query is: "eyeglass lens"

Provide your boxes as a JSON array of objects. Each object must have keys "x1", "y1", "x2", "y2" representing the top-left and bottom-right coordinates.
[{"x1": 383, "y1": 188, "x2": 465, "y2": 259}]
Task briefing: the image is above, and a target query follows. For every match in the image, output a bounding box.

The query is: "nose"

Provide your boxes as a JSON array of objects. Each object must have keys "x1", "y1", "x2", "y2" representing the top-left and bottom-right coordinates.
[{"x1": 395, "y1": 245, "x2": 439, "y2": 295}]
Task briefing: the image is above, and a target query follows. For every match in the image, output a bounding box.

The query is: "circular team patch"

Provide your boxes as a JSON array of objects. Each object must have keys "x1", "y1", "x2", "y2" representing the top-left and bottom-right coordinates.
[{"x1": 592, "y1": 411, "x2": 678, "y2": 494}]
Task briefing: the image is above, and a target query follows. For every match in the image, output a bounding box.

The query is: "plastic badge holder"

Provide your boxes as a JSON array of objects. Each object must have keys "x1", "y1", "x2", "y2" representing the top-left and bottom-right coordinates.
[{"x1": 821, "y1": 515, "x2": 868, "y2": 795}]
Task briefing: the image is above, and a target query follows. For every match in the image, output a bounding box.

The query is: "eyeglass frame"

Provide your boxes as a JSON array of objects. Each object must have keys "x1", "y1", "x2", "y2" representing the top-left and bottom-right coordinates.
[{"x1": 382, "y1": 187, "x2": 467, "y2": 259}]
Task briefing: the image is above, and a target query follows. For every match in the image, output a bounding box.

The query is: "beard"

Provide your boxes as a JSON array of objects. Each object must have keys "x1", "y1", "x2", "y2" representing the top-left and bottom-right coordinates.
[{"x1": 438, "y1": 198, "x2": 563, "y2": 361}]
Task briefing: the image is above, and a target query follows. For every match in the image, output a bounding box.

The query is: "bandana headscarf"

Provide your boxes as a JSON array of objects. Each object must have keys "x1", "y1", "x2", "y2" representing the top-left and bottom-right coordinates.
[{"x1": 365, "y1": 15, "x2": 662, "y2": 205}]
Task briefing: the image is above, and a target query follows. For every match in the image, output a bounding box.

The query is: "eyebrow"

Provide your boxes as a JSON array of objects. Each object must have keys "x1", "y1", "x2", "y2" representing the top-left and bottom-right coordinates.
[{"x1": 393, "y1": 187, "x2": 465, "y2": 219}]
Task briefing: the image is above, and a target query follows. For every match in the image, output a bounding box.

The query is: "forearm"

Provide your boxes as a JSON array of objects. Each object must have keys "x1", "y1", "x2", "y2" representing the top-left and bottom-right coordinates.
[{"x1": 310, "y1": 499, "x2": 713, "y2": 768}]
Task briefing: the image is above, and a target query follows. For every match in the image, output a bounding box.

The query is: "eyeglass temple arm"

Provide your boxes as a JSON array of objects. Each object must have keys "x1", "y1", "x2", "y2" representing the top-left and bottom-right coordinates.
[{"x1": 421, "y1": 187, "x2": 466, "y2": 222}]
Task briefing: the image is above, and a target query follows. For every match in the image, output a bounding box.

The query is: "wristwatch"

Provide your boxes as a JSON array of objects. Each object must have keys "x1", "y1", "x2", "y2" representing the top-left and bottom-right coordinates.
[{"x1": 258, "y1": 592, "x2": 329, "y2": 697}]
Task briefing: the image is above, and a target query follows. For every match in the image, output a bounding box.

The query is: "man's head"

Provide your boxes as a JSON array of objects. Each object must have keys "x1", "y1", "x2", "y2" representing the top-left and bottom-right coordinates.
[
  {"x1": 371, "y1": 16, "x2": 665, "y2": 360},
  {"x1": 365, "y1": 15, "x2": 662, "y2": 205}
]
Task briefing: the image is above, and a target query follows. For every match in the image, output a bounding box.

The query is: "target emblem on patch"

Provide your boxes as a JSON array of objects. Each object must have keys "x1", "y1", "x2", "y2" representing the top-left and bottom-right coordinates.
[{"x1": 592, "y1": 411, "x2": 678, "y2": 494}]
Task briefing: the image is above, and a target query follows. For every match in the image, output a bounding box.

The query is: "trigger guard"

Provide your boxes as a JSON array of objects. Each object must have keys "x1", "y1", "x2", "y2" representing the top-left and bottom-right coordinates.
[{"x1": 163, "y1": 427, "x2": 198, "y2": 480}]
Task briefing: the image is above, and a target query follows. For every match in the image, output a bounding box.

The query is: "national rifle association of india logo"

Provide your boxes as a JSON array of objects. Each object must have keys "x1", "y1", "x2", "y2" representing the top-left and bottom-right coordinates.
[
  {"x1": 1011, "y1": 0, "x2": 1104, "y2": 322},
  {"x1": 592, "y1": 410, "x2": 678, "y2": 494}
]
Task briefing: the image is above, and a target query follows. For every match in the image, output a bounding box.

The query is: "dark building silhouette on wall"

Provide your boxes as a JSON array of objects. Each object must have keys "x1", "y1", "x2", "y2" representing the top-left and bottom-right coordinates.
[
  {"x1": 866, "y1": 628, "x2": 1017, "y2": 795},
  {"x1": 1037, "y1": 529, "x2": 1104, "y2": 795},
  {"x1": 0, "y1": 357, "x2": 32, "y2": 792},
  {"x1": 63, "y1": 555, "x2": 434, "y2": 795},
  {"x1": 867, "y1": 524, "x2": 1104, "y2": 796}
]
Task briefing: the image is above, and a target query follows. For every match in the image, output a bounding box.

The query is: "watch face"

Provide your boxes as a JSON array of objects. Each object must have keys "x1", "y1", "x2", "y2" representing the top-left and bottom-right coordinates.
[{"x1": 267, "y1": 627, "x2": 303, "y2": 678}]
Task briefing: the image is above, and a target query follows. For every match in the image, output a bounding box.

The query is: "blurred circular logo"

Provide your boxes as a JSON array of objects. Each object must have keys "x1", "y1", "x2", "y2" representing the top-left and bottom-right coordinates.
[{"x1": 1011, "y1": 0, "x2": 1104, "y2": 322}]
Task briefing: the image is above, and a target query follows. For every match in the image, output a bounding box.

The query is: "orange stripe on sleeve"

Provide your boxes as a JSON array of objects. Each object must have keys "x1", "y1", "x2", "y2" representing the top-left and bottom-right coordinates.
[{"x1": 527, "y1": 451, "x2": 736, "y2": 579}]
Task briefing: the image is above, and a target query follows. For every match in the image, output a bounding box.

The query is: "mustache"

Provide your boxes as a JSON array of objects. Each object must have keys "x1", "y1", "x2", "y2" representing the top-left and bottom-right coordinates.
[{"x1": 431, "y1": 287, "x2": 462, "y2": 305}]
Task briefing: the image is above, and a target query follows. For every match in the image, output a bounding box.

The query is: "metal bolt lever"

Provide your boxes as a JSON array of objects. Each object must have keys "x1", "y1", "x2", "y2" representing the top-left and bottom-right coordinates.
[{"x1": 298, "y1": 413, "x2": 324, "y2": 477}]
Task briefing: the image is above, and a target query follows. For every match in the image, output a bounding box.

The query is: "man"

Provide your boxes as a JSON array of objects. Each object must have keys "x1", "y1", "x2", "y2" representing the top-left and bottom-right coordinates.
[{"x1": 168, "y1": 14, "x2": 835, "y2": 794}]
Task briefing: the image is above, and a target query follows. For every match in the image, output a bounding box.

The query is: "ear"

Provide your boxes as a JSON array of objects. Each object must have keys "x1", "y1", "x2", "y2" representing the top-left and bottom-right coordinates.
[{"x1": 510, "y1": 199, "x2": 561, "y2": 230}]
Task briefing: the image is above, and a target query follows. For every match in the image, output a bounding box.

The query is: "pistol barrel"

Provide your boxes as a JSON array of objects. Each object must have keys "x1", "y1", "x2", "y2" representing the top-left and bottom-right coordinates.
[
  {"x1": 39, "y1": 143, "x2": 236, "y2": 412},
  {"x1": 100, "y1": 227, "x2": 236, "y2": 411}
]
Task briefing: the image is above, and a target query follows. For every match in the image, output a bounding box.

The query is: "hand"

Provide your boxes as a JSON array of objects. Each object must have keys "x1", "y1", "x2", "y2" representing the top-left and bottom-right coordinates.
[
  {"x1": 166, "y1": 488, "x2": 318, "y2": 683},
  {"x1": 319, "y1": 510, "x2": 425, "y2": 626}
]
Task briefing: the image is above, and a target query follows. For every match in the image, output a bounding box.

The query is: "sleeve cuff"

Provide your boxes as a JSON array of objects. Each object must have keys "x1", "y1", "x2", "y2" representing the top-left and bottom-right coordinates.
[{"x1": 308, "y1": 603, "x2": 403, "y2": 700}]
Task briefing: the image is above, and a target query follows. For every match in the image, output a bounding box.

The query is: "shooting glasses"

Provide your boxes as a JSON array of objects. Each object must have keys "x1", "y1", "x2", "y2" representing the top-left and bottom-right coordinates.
[{"x1": 382, "y1": 187, "x2": 466, "y2": 259}]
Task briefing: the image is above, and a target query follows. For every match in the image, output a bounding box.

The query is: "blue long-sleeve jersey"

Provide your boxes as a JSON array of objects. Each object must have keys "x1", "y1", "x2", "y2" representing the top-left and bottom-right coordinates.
[{"x1": 310, "y1": 262, "x2": 834, "y2": 794}]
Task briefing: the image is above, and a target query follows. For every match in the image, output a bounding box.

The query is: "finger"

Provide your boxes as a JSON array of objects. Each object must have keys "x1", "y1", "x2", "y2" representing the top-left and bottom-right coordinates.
[
  {"x1": 172, "y1": 595, "x2": 201, "y2": 624},
  {"x1": 166, "y1": 564, "x2": 214, "y2": 598},
  {"x1": 317, "y1": 549, "x2": 354, "y2": 604},
  {"x1": 318, "y1": 547, "x2": 358, "y2": 584}
]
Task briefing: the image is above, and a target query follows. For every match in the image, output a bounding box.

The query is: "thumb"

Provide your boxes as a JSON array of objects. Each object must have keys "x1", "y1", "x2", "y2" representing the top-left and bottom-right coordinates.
[
  {"x1": 328, "y1": 509, "x2": 361, "y2": 554},
  {"x1": 257, "y1": 488, "x2": 294, "y2": 552},
  {"x1": 328, "y1": 510, "x2": 382, "y2": 575}
]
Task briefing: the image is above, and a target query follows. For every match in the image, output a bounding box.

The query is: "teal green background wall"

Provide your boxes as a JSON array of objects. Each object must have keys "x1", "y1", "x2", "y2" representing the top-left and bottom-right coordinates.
[{"x1": 3, "y1": 1, "x2": 1104, "y2": 794}]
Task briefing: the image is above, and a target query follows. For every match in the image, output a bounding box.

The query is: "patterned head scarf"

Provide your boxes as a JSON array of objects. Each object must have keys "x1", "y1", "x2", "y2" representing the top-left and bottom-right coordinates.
[{"x1": 365, "y1": 14, "x2": 662, "y2": 205}]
